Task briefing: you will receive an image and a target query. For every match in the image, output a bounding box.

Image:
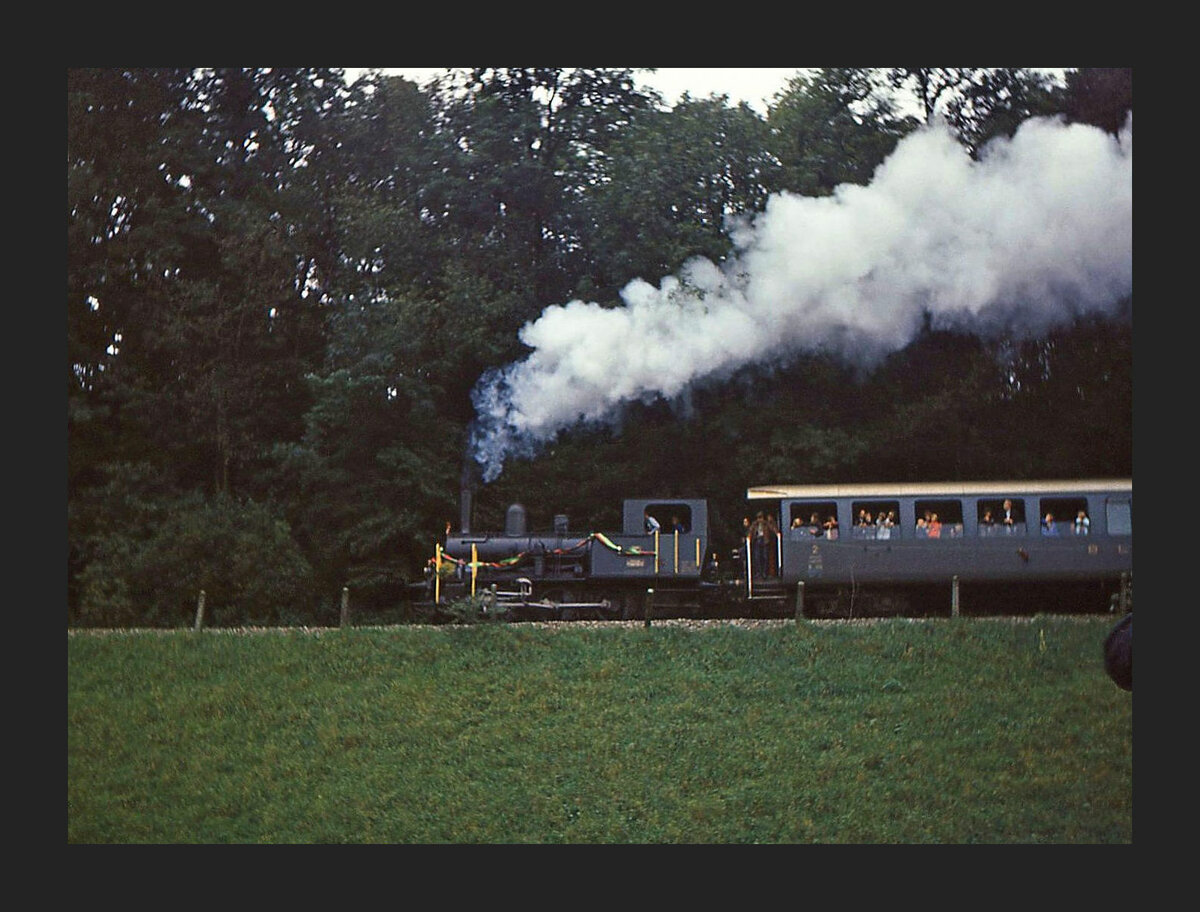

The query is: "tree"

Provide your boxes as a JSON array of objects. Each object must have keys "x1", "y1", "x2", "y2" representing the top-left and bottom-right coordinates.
[
  {"x1": 887, "y1": 67, "x2": 977, "y2": 124},
  {"x1": 1063, "y1": 68, "x2": 1133, "y2": 135},
  {"x1": 427, "y1": 67, "x2": 657, "y2": 314},
  {"x1": 886, "y1": 67, "x2": 1067, "y2": 156},
  {"x1": 68, "y1": 68, "x2": 344, "y2": 500},
  {"x1": 941, "y1": 68, "x2": 1064, "y2": 157},
  {"x1": 582, "y1": 95, "x2": 776, "y2": 296},
  {"x1": 325, "y1": 73, "x2": 457, "y2": 293},
  {"x1": 155, "y1": 68, "x2": 344, "y2": 496},
  {"x1": 68, "y1": 68, "x2": 196, "y2": 487},
  {"x1": 68, "y1": 68, "x2": 352, "y2": 621},
  {"x1": 274, "y1": 290, "x2": 471, "y2": 606},
  {"x1": 766, "y1": 68, "x2": 915, "y2": 197}
]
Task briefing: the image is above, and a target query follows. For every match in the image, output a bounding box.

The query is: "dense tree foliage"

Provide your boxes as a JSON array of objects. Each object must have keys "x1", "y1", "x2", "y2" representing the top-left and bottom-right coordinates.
[
  {"x1": 67, "y1": 67, "x2": 1133, "y2": 625},
  {"x1": 584, "y1": 94, "x2": 775, "y2": 292},
  {"x1": 766, "y1": 68, "x2": 916, "y2": 196}
]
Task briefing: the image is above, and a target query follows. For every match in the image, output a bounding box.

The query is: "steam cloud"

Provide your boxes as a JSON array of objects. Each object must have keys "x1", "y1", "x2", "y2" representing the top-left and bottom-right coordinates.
[{"x1": 470, "y1": 115, "x2": 1133, "y2": 482}]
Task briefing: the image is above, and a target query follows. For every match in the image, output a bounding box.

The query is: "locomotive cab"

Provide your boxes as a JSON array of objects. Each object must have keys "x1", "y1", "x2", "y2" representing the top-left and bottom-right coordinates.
[{"x1": 586, "y1": 498, "x2": 710, "y2": 580}]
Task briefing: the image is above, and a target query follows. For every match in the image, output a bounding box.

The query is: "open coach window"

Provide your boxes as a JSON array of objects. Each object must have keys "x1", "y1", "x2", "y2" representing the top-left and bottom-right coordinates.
[
  {"x1": 788, "y1": 501, "x2": 838, "y2": 538},
  {"x1": 978, "y1": 497, "x2": 1026, "y2": 535},
  {"x1": 1039, "y1": 497, "x2": 1090, "y2": 536},
  {"x1": 914, "y1": 499, "x2": 963, "y2": 539},
  {"x1": 850, "y1": 500, "x2": 900, "y2": 539}
]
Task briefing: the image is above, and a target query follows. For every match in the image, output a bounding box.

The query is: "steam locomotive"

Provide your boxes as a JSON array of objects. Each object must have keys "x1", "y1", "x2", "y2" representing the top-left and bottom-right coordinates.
[{"x1": 424, "y1": 479, "x2": 1133, "y2": 620}]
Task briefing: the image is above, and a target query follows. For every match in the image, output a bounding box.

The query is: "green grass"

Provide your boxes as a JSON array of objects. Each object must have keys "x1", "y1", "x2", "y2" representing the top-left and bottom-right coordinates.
[{"x1": 67, "y1": 617, "x2": 1132, "y2": 843}]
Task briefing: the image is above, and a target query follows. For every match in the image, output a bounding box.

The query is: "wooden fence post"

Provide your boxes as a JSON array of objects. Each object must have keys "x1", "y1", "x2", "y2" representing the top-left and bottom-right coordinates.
[
  {"x1": 193, "y1": 590, "x2": 206, "y2": 631},
  {"x1": 794, "y1": 581, "x2": 805, "y2": 622},
  {"x1": 951, "y1": 576, "x2": 960, "y2": 617},
  {"x1": 644, "y1": 588, "x2": 654, "y2": 627},
  {"x1": 340, "y1": 586, "x2": 351, "y2": 628}
]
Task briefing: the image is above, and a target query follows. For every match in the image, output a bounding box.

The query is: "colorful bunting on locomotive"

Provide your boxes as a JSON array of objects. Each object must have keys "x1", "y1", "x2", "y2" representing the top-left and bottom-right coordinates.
[{"x1": 432, "y1": 531, "x2": 657, "y2": 571}]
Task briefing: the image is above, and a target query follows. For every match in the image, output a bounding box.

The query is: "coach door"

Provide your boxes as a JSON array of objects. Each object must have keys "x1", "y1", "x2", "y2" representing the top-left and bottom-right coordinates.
[{"x1": 779, "y1": 499, "x2": 839, "y2": 584}]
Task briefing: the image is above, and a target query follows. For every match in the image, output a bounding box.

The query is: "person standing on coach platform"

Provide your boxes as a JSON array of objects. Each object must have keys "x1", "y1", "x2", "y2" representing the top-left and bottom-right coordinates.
[{"x1": 750, "y1": 512, "x2": 770, "y2": 578}]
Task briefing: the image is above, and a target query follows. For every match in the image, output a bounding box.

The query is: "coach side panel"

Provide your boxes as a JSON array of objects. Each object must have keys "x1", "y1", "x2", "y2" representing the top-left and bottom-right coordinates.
[{"x1": 776, "y1": 488, "x2": 1131, "y2": 586}]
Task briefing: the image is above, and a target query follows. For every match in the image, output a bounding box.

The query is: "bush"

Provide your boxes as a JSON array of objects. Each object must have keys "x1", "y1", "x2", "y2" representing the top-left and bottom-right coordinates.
[
  {"x1": 440, "y1": 595, "x2": 507, "y2": 625},
  {"x1": 75, "y1": 482, "x2": 317, "y2": 627}
]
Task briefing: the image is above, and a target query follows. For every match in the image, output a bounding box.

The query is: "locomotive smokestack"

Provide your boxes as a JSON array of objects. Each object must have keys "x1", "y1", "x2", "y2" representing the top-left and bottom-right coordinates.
[{"x1": 460, "y1": 455, "x2": 478, "y2": 534}]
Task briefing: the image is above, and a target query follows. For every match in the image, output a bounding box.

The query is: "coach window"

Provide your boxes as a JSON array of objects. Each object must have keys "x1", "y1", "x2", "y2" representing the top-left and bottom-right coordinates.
[
  {"x1": 977, "y1": 499, "x2": 1024, "y2": 536},
  {"x1": 850, "y1": 500, "x2": 900, "y2": 540},
  {"x1": 789, "y1": 501, "x2": 838, "y2": 538},
  {"x1": 1039, "y1": 498, "x2": 1087, "y2": 537},
  {"x1": 1106, "y1": 499, "x2": 1132, "y2": 536},
  {"x1": 985, "y1": 497, "x2": 1026, "y2": 535},
  {"x1": 914, "y1": 499, "x2": 963, "y2": 539}
]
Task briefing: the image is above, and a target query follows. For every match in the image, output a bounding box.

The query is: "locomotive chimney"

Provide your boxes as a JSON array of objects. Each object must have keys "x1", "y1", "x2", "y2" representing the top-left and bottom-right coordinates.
[{"x1": 460, "y1": 456, "x2": 478, "y2": 534}]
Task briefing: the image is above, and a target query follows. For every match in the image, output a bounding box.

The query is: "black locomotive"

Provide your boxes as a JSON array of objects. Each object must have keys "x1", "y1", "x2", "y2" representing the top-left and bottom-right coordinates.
[
  {"x1": 425, "y1": 479, "x2": 1133, "y2": 620},
  {"x1": 432, "y1": 497, "x2": 711, "y2": 620}
]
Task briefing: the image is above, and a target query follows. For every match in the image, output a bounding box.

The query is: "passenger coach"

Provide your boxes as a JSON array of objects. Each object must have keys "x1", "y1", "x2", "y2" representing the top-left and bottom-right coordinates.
[{"x1": 745, "y1": 479, "x2": 1132, "y2": 616}]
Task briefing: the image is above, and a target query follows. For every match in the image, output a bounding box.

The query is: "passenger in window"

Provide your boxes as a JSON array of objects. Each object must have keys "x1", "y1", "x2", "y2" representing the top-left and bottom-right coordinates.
[
  {"x1": 809, "y1": 512, "x2": 822, "y2": 536},
  {"x1": 980, "y1": 509, "x2": 995, "y2": 535},
  {"x1": 1041, "y1": 512, "x2": 1058, "y2": 536},
  {"x1": 670, "y1": 513, "x2": 688, "y2": 534},
  {"x1": 824, "y1": 515, "x2": 839, "y2": 539},
  {"x1": 876, "y1": 511, "x2": 894, "y2": 540},
  {"x1": 856, "y1": 509, "x2": 874, "y2": 539},
  {"x1": 927, "y1": 512, "x2": 942, "y2": 538},
  {"x1": 1074, "y1": 510, "x2": 1090, "y2": 535},
  {"x1": 644, "y1": 509, "x2": 661, "y2": 534},
  {"x1": 1002, "y1": 499, "x2": 1017, "y2": 533},
  {"x1": 791, "y1": 516, "x2": 805, "y2": 530},
  {"x1": 915, "y1": 516, "x2": 929, "y2": 537}
]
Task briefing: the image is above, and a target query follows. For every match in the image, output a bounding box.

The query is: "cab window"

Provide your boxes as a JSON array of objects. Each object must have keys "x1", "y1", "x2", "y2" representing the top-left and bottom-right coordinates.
[{"x1": 646, "y1": 503, "x2": 692, "y2": 534}]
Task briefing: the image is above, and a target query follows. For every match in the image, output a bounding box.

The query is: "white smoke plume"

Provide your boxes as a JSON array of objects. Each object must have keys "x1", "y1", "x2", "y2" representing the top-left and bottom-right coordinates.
[{"x1": 470, "y1": 115, "x2": 1133, "y2": 482}]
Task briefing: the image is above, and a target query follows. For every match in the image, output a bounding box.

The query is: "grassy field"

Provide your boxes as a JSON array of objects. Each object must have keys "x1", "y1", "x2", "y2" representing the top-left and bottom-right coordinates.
[{"x1": 67, "y1": 616, "x2": 1133, "y2": 844}]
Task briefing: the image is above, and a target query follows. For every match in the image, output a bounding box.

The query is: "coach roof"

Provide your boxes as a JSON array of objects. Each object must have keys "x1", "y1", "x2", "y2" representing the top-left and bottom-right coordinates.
[{"x1": 746, "y1": 479, "x2": 1133, "y2": 500}]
